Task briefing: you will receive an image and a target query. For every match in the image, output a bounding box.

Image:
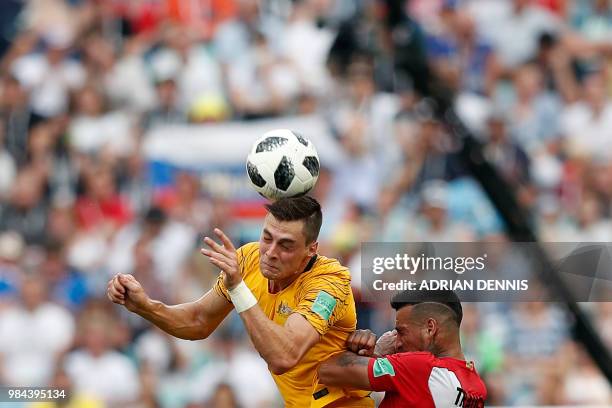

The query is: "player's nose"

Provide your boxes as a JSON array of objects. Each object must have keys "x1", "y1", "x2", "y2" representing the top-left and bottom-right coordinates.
[{"x1": 264, "y1": 243, "x2": 279, "y2": 259}]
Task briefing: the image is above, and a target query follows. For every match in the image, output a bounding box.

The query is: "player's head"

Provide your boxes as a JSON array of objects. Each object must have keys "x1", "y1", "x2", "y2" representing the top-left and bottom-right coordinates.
[
  {"x1": 259, "y1": 196, "x2": 322, "y2": 281},
  {"x1": 390, "y1": 289, "x2": 463, "y2": 354}
]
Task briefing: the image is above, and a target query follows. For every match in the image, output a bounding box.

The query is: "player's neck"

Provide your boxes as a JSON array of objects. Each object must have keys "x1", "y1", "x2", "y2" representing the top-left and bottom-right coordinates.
[
  {"x1": 269, "y1": 276, "x2": 298, "y2": 293},
  {"x1": 268, "y1": 255, "x2": 317, "y2": 293},
  {"x1": 434, "y1": 343, "x2": 465, "y2": 360},
  {"x1": 269, "y1": 273, "x2": 302, "y2": 293}
]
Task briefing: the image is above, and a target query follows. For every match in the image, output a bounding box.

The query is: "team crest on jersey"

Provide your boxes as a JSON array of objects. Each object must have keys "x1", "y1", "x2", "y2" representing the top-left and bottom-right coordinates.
[
  {"x1": 311, "y1": 290, "x2": 337, "y2": 321},
  {"x1": 277, "y1": 301, "x2": 293, "y2": 317},
  {"x1": 466, "y1": 361, "x2": 474, "y2": 370},
  {"x1": 373, "y1": 358, "x2": 396, "y2": 377}
]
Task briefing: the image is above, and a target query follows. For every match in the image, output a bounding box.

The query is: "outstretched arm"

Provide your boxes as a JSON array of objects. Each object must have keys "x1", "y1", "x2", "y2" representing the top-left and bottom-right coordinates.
[
  {"x1": 107, "y1": 274, "x2": 233, "y2": 340},
  {"x1": 318, "y1": 352, "x2": 372, "y2": 390}
]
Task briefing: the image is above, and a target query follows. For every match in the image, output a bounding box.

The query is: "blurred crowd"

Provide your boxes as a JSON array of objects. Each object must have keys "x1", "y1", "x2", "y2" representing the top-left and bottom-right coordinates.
[{"x1": 0, "y1": 0, "x2": 611, "y2": 407}]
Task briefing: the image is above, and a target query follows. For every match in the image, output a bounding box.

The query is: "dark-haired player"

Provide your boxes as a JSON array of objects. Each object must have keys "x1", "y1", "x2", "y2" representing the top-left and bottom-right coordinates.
[
  {"x1": 107, "y1": 196, "x2": 373, "y2": 407},
  {"x1": 319, "y1": 290, "x2": 487, "y2": 407}
]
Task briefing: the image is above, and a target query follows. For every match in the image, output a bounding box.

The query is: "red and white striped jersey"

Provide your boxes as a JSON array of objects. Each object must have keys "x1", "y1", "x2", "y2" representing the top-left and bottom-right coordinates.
[{"x1": 367, "y1": 352, "x2": 487, "y2": 408}]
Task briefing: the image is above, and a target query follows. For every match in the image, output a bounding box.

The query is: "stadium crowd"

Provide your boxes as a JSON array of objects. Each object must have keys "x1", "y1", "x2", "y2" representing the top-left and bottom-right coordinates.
[{"x1": 0, "y1": 0, "x2": 611, "y2": 406}]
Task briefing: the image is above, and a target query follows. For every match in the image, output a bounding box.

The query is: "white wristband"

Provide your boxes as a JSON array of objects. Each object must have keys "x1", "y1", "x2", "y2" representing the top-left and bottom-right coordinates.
[{"x1": 228, "y1": 281, "x2": 257, "y2": 313}]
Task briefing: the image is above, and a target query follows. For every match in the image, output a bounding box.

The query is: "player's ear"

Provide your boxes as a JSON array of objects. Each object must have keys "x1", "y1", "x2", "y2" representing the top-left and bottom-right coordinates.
[
  {"x1": 425, "y1": 318, "x2": 438, "y2": 337},
  {"x1": 307, "y1": 241, "x2": 318, "y2": 257}
]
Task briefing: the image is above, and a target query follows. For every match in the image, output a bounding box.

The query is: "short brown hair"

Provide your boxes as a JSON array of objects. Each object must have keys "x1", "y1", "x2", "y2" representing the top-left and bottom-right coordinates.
[{"x1": 265, "y1": 196, "x2": 322, "y2": 244}]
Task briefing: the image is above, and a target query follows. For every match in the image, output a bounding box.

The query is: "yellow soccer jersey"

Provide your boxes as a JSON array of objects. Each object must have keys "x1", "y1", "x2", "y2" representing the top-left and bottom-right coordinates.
[{"x1": 214, "y1": 242, "x2": 373, "y2": 408}]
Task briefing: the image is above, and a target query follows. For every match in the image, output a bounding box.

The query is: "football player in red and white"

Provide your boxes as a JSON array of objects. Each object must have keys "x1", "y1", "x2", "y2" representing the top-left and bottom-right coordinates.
[{"x1": 319, "y1": 290, "x2": 487, "y2": 407}]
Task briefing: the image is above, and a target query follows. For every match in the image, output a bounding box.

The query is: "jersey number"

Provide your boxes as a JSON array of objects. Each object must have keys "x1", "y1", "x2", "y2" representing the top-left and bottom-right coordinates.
[{"x1": 455, "y1": 387, "x2": 484, "y2": 408}]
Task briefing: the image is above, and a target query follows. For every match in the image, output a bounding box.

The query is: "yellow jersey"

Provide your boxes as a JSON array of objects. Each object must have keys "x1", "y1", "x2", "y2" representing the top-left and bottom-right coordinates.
[
  {"x1": 28, "y1": 393, "x2": 104, "y2": 408},
  {"x1": 214, "y1": 242, "x2": 373, "y2": 408}
]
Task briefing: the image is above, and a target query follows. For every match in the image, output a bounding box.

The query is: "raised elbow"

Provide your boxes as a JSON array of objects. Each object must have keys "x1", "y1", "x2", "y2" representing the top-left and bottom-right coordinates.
[
  {"x1": 193, "y1": 327, "x2": 213, "y2": 341},
  {"x1": 186, "y1": 332, "x2": 208, "y2": 341},
  {"x1": 269, "y1": 356, "x2": 299, "y2": 375},
  {"x1": 178, "y1": 325, "x2": 213, "y2": 341}
]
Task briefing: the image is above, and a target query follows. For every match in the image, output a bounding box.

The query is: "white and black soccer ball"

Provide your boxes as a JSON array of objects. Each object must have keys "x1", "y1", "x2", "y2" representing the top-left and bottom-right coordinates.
[{"x1": 246, "y1": 129, "x2": 320, "y2": 200}]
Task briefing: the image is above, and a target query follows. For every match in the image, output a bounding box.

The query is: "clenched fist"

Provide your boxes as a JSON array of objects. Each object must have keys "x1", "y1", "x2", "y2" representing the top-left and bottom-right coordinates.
[
  {"x1": 107, "y1": 273, "x2": 150, "y2": 313},
  {"x1": 346, "y1": 329, "x2": 377, "y2": 356},
  {"x1": 374, "y1": 330, "x2": 397, "y2": 357}
]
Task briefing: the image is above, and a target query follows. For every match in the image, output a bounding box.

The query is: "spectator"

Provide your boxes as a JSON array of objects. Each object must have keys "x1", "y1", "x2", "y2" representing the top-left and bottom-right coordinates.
[
  {"x1": 68, "y1": 85, "x2": 135, "y2": 158},
  {"x1": 282, "y1": 0, "x2": 334, "y2": 96},
  {"x1": 479, "y1": 0, "x2": 561, "y2": 71},
  {"x1": 531, "y1": 32, "x2": 579, "y2": 102},
  {"x1": 141, "y1": 77, "x2": 186, "y2": 131},
  {"x1": 425, "y1": 8, "x2": 501, "y2": 95},
  {"x1": 208, "y1": 383, "x2": 241, "y2": 408},
  {"x1": 403, "y1": 180, "x2": 475, "y2": 241},
  {"x1": 63, "y1": 313, "x2": 140, "y2": 406},
  {"x1": 28, "y1": 366, "x2": 105, "y2": 408},
  {"x1": 11, "y1": 32, "x2": 85, "y2": 118},
  {"x1": 106, "y1": 206, "x2": 195, "y2": 293},
  {"x1": 101, "y1": 36, "x2": 156, "y2": 114},
  {"x1": 155, "y1": 171, "x2": 212, "y2": 232},
  {"x1": 502, "y1": 62, "x2": 562, "y2": 152},
  {"x1": 507, "y1": 302, "x2": 569, "y2": 358},
  {"x1": 0, "y1": 75, "x2": 42, "y2": 166},
  {"x1": 0, "y1": 166, "x2": 49, "y2": 245},
  {"x1": 40, "y1": 240, "x2": 90, "y2": 310},
  {"x1": 0, "y1": 274, "x2": 75, "y2": 386},
  {"x1": 225, "y1": 31, "x2": 299, "y2": 119},
  {"x1": 214, "y1": 0, "x2": 284, "y2": 67},
  {"x1": 74, "y1": 165, "x2": 132, "y2": 232},
  {"x1": 0, "y1": 120, "x2": 17, "y2": 198},
  {"x1": 0, "y1": 231, "x2": 25, "y2": 302},
  {"x1": 483, "y1": 110, "x2": 531, "y2": 186},
  {"x1": 151, "y1": 25, "x2": 225, "y2": 113},
  {"x1": 562, "y1": 343, "x2": 612, "y2": 405},
  {"x1": 560, "y1": 71, "x2": 612, "y2": 159}
]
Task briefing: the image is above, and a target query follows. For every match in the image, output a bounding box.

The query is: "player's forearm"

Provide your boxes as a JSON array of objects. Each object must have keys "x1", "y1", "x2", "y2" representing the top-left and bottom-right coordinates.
[
  {"x1": 239, "y1": 307, "x2": 301, "y2": 374},
  {"x1": 137, "y1": 299, "x2": 211, "y2": 341},
  {"x1": 318, "y1": 352, "x2": 372, "y2": 389}
]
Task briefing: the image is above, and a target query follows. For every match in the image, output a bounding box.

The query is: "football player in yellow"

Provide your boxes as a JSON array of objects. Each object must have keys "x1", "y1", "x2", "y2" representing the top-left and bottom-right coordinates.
[{"x1": 107, "y1": 196, "x2": 373, "y2": 407}]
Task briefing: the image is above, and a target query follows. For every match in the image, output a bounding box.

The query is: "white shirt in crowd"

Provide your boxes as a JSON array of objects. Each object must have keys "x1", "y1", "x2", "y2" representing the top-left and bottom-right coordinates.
[
  {"x1": 189, "y1": 346, "x2": 280, "y2": 407},
  {"x1": 64, "y1": 349, "x2": 141, "y2": 405},
  {"x1": 0, "y1": 302, "x2": 74, "y2": 386},
  {"x1": 11, "y1": 54, "x2": 85, "y2": 117},
  {"x1": 106, "y1": 220, "x2": 196, "y2": 288},
  {"x1": 560, "y1": 101, "x2": 612, "y2": 158},
  {"x1": 475, "y1": 1, "x2": 559, "y2": 68},
  {"x1": 69, "y1": 111, "x2": 135, "y2": 157}
]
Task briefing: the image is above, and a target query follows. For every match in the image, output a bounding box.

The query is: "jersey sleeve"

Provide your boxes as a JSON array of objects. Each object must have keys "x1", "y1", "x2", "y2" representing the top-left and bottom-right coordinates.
[
  {"x1": 292, "y1": 264, "x2": 352, "y2": 336},
  {"x1": 212, "y1": 242, "x2": 259, "y2": 303},
  {"x1": 367, "y1": 352, "x2": 434, "y2": 392}
]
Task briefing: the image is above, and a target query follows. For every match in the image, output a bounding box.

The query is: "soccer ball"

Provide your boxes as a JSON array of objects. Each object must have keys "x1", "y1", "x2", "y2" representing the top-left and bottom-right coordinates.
[{"x1": 246, "y1": 129, "x2": 320, "y2": 200}]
